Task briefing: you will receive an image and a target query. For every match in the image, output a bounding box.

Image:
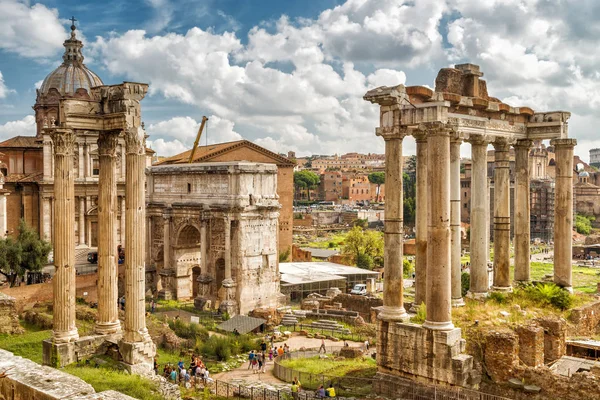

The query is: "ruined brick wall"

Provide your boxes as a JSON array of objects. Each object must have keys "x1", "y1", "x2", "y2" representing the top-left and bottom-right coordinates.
[
  {"x1": 0, "y1": 293, "x2": 22, "y2": 334},
  {"x1": 332, "y1": 293, "x2": 383, "y2": 322},
  {"x1": 1, "y1": 273, "x2": 98, "y2": 310},
  {"x1": 482, "y1": 328, "x2": 519, "y2": 383},
  {"x1": 536, "y1": 316, "x2": 566, "y2": 363},
  {"x1": 327, "y1": 254, "x2": 353, "y2": 266},
  {"x1": 293, "y1": 214, "x2": 313, "y2": 227},
  {"x1": 515, "y1": 324, "x2": 544, "y2": 367},
  {"x1": 568, "y1": 300, "x2": 600, "y2": 336},
  {"x1": 291, "y1": 244, "x2": 311, "y2": 262}
]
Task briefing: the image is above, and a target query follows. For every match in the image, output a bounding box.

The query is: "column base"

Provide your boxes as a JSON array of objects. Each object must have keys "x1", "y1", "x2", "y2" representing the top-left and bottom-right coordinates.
[
  {"x1": 52, "y1": 328, "x2": 79, "y2": 344},
  {"x1": 451, "y1": 297, "x2": 466, "y2": 307},
  {"x1": 95, "y1": 321, "x2": 122, "y2": 335},
  {"x1": 219, "y1": 300, "x2": 239, "y2": 316},
  {"x1": 422, "y1": 319, "x2": 455, "y2": 331},
  {"x1": 491, "y1": 286, "x2": 513, "y2": 293},
  {"x1": 43, "y1": 333, "x2": 122, "y2": 368},
  {"x1": 377, "y1": 305, "x2": 409, "y2": 322},
  {"x1": 466, "y1": 291, "x2": 488, "y2": 301},
  {"x1": 119, "y1": 333, "x2": 156, "y2": 374}
]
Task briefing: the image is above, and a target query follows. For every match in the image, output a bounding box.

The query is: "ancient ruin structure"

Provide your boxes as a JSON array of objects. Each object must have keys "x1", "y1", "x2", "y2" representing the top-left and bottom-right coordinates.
[
  {"x1": 41, "y1": 21, "x2": 155, "y2": 373},
  {"x1": 146, "y1": 162, "x2": 284, "y2": 315},
  {"x1": 364, "y1": 63, "x2": 575, "y2": 387}
]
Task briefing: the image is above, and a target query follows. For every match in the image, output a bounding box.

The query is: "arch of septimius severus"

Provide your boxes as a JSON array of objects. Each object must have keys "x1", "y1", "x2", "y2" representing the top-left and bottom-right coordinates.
[
  {"x1": 40, "y1": 22, "x2": 155, "y2": 373},
  {"x1": 364, "y1": 64, "x2": 574, "y2": 387}
]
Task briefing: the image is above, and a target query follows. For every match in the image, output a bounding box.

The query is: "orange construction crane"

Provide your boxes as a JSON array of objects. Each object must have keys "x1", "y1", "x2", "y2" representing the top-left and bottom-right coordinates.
[{"x1": 188, "y1": 116, "x2": 209, "y2": 163}]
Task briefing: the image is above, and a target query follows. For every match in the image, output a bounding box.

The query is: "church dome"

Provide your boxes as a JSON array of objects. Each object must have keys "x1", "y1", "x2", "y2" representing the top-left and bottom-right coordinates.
[
  {"x1": 39, "y1": 21, "x2": 103, "y2": 96},
  {"x1": 579, "y1": 171, "x2": 590, "y2": 178}
]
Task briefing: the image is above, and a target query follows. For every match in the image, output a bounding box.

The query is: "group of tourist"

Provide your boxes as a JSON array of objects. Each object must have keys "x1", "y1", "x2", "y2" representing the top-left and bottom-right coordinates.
[
  {"x1": 156, "y1": 355, "x2": 212, "y2": 388},
  {"x1": 291, "y1": 377, "x2": 336, "y2": 399}
]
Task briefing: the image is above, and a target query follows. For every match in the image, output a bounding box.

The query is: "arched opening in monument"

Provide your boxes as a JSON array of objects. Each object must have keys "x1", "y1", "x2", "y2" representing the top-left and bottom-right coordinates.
[
  {"x1": 87, "y1": 207, "x2": 98, "y2": 247},
  {"x1": 192, "y1": 266, "x2": 201, "y2": 297},
  {"x1": 173, "y1": 224, "x2": 201, "y2": 299}
]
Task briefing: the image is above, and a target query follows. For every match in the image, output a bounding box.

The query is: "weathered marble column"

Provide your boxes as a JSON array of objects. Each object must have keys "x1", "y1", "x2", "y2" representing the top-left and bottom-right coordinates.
[
  {"x1": 95, "y1": 131, "x2": 121, "y2": 335},
  {"x1": 450, "y1": 136, "x2": 464, "y2": 307},
  {"x1": 0, "y1": 179, "x2": 8, "y2": 238},
  {"x1": 423, "y1": 123, "x2": 454, "y2": 331},
  {"x1": 514, "y1": 140, "x2": 533, "y2": 282},
  {"x1": 50, "y1": 128, "x2": 79, "y2": 343},
  {"x1": 79, "y1": 197, "x2": 85, "y2": 246},
  {"x1": 219, "y1": 216, "x2": 238, "y2": 315},
  {"x1": 379, "y1": 131, "x2": 409, "y2": 321},
  {"x1": 120, "y1": 197, "x2": 126, "y2": 245},
  {"x1": 468, "y1": 136, "x2": 490, "y2": 298},
  {"x1": 200, "y1": 220, "x2": 207, "y2": 273},
  {"x1": 493, "y1": 138, "x2": 512, "y2": 291},
  {"x1": 412, "y1": 131, "x2": 428, "y2": 310},
  {"x1": 123, "y1": 127, "x2": 151, "y2": 344},
  {"x1": 551, "y1": 138, "x2": 577, "y2": 290},
  {"x1": 42, "y1": 197, "x2": 51, "y2": 240}
]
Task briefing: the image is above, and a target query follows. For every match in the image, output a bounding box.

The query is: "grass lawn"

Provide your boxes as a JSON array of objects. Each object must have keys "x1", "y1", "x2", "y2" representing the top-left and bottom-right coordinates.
[
  {"x1": 511, "y1": 261, "x2": 600, "y2": 293},
  {"x1": 280, "y1": 354, "x2": 376, "y2": 377},
  {"x1": 0, "y1": 321, "x2": 50, "y2": 364},
  {"x1": 64, "y1": 365, "x2": 163, "y2": 400},
  {"x1": 306, "y1": 233, "x2": 348, "y2": 249}
]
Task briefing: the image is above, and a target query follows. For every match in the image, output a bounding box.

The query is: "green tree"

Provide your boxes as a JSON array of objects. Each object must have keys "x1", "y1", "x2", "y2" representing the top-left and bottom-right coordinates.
[
  {"x1": 575, "y1": 214, "x2": 595, "y2": 235},
  {"x1": 0, "y1": 220, "x2": 51, "y2": 287},
  {"x1": 403, "y1": 171, "x2": 416, "y2": 225},
  {"x1": 342, "y1": 226, "x2": 383, "y2": 270},
  {"x1": 294, "y1": 170, "x2": 320, "y2": 201},
  {"x1": 368, "y1": 172, "x2": 385, "y2": 202}
]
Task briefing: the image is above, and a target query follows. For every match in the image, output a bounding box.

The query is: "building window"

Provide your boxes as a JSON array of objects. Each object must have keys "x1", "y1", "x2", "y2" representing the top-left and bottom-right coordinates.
[
  {"x1": 92, "y1": 158, "x2": 99, "y2": 176},
  {"x1": 187, "y1": 183, "x2": 191, "y2": 193}
]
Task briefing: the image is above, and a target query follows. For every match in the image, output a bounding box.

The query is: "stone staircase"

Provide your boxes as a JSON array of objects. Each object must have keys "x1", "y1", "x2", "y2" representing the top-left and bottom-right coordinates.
[
  {"x1": 281, "y1": 313, "x2": 299, "y2": 325},
  {"x1": 307, "y1": 320, "x2": 351, "y2": 334}
]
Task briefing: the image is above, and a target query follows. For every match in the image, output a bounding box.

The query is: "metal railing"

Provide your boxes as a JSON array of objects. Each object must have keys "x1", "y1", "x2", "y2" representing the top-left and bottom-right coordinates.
[
  {"x1": 280, "y1": 323, "x2": 365, "y2": 342},
  {"x1": 271, "y1": 348, "x2": 512, "y2": 400}
]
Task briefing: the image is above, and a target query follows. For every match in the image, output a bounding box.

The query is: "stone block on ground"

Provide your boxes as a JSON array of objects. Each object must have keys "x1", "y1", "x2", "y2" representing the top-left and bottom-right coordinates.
[{"x1": 339, "y1": 347, "x2": 363, "y2": 358}]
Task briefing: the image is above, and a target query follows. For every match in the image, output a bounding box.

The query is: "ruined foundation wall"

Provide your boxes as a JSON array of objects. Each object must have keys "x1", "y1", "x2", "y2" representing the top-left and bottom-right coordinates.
[
  {"x1": 0, "y1": 293, "x2": 22, "y2": 334},
  {"x1": 0, "y1": 349, "x2": 135, "y2": 400},
  {"x1": 568, "y1": 300, "x2": 600, "y2": 336},
  {"x1": 332, "y1": 293, "x2": 383, "y2": 322}
]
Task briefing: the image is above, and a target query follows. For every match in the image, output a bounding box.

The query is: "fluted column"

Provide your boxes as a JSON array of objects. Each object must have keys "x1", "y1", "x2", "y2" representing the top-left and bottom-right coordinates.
[
  {"x1": 378, "y1": 131, "x2": 408, "y2": 321},
  {"x1": 514, "y1": 140, "x2": 533, "y2": 282},
  {"x1": 79, "y1": 197, "x2": 85, "y2": 246},
  {"x1": 450, "y1": 137, "x2": 464, "y2": 307},
  {"x1": 468, "y1": 135, "x2": 490, "y2": 298},
  {"x1": 412, "y1": 132, "x2": 428, "y2": 310},
  {"x1": 551, "y1": 138, "x2": 577, "y2": 290},
  {"x1": 123, "y1": 127, "x2": 150, "y2": 343},
  {"x1": 50, "y1": 128, "x2": 78, "y2": 343},
  {"x1": 95, "y1": 132, "x2": 121, "y2": 334},
  {"x1": 200, "y1": 220, "x2": 207, "y2": 274},
  {"x1": 120, "y1": 197, "x2": 126, "y2": 246},
  {"x1": 423, "y1": 123, "x2": 453, "y2": 331},
  {"x1": 493, "y1": 138, "x2": 512, "y2": 291},
  {"x1": 224, "y1": 217, "x2": 232, "y2": 281},
  {"x1": 42, "y1": 197, "x2": 51, "y2": 241}
]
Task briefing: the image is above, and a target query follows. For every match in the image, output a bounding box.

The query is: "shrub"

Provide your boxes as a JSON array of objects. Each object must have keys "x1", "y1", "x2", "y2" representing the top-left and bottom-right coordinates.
[
  {"x1": 461, "y1": 272, "x2": 470, "y2": 297},
  {"x1": 356, "y1": 253, "x2": 374, "y2": 269},
  {"x1": 167, "y1": 319, "x2": 209, "y2": 340},
  {"x1": 410, "y1": 302, "x2": 426, "y2": 324},
  {"x1": 488, "y1": 291, "x2": 508, "y2": 305},
  {"x1": 521, "y1": 283, "x2": 573, "y2": 310},
  {"x1": 403, "y1": 258, "x2": 414, "y2": 278}
]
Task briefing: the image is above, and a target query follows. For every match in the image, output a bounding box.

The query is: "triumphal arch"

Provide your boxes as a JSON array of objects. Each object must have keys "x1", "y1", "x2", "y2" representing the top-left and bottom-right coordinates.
[
  {"x1": 41, "y1": 73, "x2": 155, "y2": 372},
  {"x1": 146, "y1": 162, "x2": 284, "y2": 315},
  {"x1": 364, "y1": 64, "x2": 574, "y2": 387}
]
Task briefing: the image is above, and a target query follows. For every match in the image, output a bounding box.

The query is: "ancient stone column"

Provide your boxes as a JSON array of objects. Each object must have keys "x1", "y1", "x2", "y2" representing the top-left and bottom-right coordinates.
[
  {"x1": 468, "y1": 135, "x2": 490, "y2": 298},
  {"x1": 493, "y1": 138, "x2": 512, "y2": 291},
  {"x1": 200, "y1": 220, "x2": 207, "y2": 273},
  {"x1": 379, "y1": 131, "x2": 408, "y2": 321},
  {"x1": 50, "y1": 128, "x2": 79, "y2": 343},
  {"x1": 412, "y1": 131, "x2": 428, "y2": 310},
  {"x1": 42, "y1": 197, "x2": 51, "y2": 241},
  {"x1": 219, "y1": 216, "x2": 238, "y2": 315},
  {"x1": 95, "y1": 132, "x2": 121, "y2": 335},
  {"x1": 423, "y1": 123, "x2": 453, "y2": 330},
  {"x1": 514, "y1": 140, "x2": 533, "y2": 282},
  {"x1": 123, "y1": 127, "x2": 151, "y2": 344},
  {"x1": 120, "y1": 197, "x2": 126, "y2": 245},
  {"x1": 450, "y1": 136, "x2": 464, "y2": 307},
  {"x1": 79, "y1": 197, "x2": 85, "y2": 246},
  {"x1": 551, "y1": 138, "x2": 577, "y2": 290},
  {"x1": 0, "y1": 181, "x2": 8, "y2": 238}
]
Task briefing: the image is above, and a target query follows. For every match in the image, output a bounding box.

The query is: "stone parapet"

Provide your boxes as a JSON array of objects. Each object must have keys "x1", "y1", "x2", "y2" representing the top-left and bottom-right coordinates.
[
  {"x1": 377, "y1": 322, "x2": 480, "y2": 388},
  {"x1": 0, "y1": 349, "x2": 136, "y2": 399}
]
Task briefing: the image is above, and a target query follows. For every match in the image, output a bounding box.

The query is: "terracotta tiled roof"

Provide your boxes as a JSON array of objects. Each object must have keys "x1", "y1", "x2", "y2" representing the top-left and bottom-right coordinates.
[
  {"x1": 157, "y1": 140, "x2": 295, "y2": 167},
  {"x1": 0, "y1": 136, "x2": 41, "y2": 149}
]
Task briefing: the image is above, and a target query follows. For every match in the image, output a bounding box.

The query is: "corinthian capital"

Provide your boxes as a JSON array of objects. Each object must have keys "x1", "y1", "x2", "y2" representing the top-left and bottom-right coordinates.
[
  {"x1": 124, "y1": 126, "x2": 146, "y2": 155},
  {"x1": 50, "y1": 129, "x2": 76, "y2": 156},
  {"x1": 98, "y1": 131, "x2": 120, "y2": 158}
]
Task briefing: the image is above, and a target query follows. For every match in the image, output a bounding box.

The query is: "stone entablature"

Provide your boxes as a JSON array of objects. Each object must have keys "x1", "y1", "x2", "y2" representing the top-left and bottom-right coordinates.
[{"x1": 146, "y1": 162, "x2": 283, "y2": 315}]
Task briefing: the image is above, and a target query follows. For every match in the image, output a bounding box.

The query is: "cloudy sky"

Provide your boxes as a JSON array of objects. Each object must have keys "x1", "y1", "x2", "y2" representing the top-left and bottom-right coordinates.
[{"x1": 0, "y1": 0, "x2": 599, "y2": 159}]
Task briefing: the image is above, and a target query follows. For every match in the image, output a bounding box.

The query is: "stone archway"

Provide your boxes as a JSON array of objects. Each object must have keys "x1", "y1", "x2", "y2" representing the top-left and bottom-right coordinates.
[
  {"x1": 173, "y1": 224, "x2": 201, "y2": 299},
  {"x1": 192, "y1": 266, "x2": 201, "y2": 297}
]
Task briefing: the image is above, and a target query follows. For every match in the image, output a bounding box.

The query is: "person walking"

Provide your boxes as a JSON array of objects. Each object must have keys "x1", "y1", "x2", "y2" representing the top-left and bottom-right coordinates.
[
  {"x1": 319, "y1": 338, "x2": 326, "y2": 354},
  {"x1": 248, "y1": 350, "x2": 255, "y2": 370}
]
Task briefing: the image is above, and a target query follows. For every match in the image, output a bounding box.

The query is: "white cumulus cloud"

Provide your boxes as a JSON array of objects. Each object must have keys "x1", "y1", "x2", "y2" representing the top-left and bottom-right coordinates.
[{"x1": 0, "y1": 115, "x2": 36, "y2": 140}]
